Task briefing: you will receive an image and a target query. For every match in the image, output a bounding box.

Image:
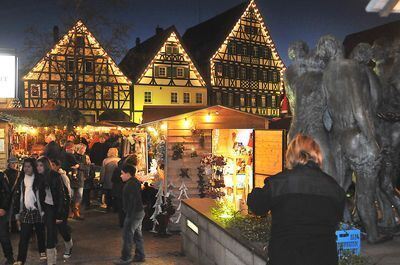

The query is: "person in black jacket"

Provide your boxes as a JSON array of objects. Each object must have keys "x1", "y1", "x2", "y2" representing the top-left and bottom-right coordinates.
[
  {"x1": 0, "y1": 171, "x2": 14, "y2": 264},
  {"x1": 114, "y1": 164, "x2": 145, "y2": 265},
  {"x1": 112, "y1": 154, "x2": 138, "y2": 227},
  {"x1": 14, "y1": 158, "x2": 46, "y2": 265},
  {"x1": 50, "y1": 159, "x2": 73, "y2": 260},
  {"x1": 247, "y1": 134, "x2": 345, "y2": 265},
  {"x1": 43, "y1": 134, "x2": 62, "y2": 162},
  {"x1": 4, "y1": 156, "x2": 19, "y2": 234},
  {"x1": 37, "y1": 156, "x2": 66, "y2": 265}
]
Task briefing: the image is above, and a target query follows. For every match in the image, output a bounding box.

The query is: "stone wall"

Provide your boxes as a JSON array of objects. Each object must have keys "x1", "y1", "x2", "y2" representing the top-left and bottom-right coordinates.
[{"x1": 181, "y1": 199, "x2": 267, "y2": 265}]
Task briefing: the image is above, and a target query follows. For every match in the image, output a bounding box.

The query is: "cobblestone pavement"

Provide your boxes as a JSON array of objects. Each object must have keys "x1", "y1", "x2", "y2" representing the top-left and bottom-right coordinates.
[
  {"x1": 3, "y1": 206, "x2": 400, "y2": 265},
  {"x1": 2, "y1": 207, "x2": 194, "y2": 265}
]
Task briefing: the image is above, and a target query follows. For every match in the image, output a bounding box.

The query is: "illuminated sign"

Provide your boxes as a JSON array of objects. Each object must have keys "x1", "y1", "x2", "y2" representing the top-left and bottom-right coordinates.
[
  {"x1": 0, "y1": 55, "x2": 16, "y2": 98},
  {"x1": 186, "y1": 219, "x2": 199, "y2": 234}
]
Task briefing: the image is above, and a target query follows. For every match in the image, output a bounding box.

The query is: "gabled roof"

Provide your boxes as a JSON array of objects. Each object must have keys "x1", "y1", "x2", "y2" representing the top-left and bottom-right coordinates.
[
  {"x1": 24, "y1": 20, "x2": 131, "y2": 84},
  {"x1": 343, "y1": 20, "x2": 400, "y2": 56},
  {"x1": 182, "y1": 1, "x2": 249, "y2": 77},
  {"x1": 119, "y1": 26, "x2": 176, "y2": 82},
  {"x1": 142, "y1": 105, "x2": 205, "y2": 124}
]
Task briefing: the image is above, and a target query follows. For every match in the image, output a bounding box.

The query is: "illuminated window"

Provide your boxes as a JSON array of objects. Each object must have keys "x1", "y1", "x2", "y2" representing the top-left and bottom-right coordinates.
[
  {"x1": 253, "y1": 46, "x2": 258, "y2": 57},
  {"x1": 183, "y1": 92, "x2": 190, "y2": 103},
  {"x1": 85, "y1": 61, "x2": 93, "y2": 73},
  {"x1": 48, "y1": 84, "x2": 58, "y2": 99},
  {"x1": 240, "y1": 94, "x2": 245, "y2": 107},
  {"x1": 177, "y1": 67, "x2": 184, "y2": 78},
  {"x1": 159, "y1": 67, "x2": 167, "y2": 77},
  {"x1": 30, "y1": 84, "x2": 40, "y2": 97},
  {"x1": 216, "y1": 64, "x2": 223, "y2": 77},
  {"x1": 272, "y1": 71, "x2": 278, "y2": 83},
  {"x1": 272, "y1": 95, "x2": 276, "y2": 107},
  {"x1": 196, "y1": 93, "x2": 203, "y2": 104},
  {"x1": 242, "y1": 45, "x2": 247, "y2": 56},
  {"x1": 171, "y1": 92, "x2": 178, "y2": 103},
  {"x1": 251, "y1": 95, "x2": 256, "y2": 107},
  {"x1": 261, "y1": 95, "x2": 266, "y2": 107},
  {"x1": 263, "y1": 47, "x2": 271, "y2": 59},
  {"x1": 166, "y1": 44, "x2": 179, "y2": 54},
  {"x1": 144, "y1": 91, "x2": 152, "y2": 103}
]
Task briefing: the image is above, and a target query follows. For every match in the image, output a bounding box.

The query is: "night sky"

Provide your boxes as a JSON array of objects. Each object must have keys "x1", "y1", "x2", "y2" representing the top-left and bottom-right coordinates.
[{"x1": 0, "y1": 0, "x2": 399, "y2": 68}]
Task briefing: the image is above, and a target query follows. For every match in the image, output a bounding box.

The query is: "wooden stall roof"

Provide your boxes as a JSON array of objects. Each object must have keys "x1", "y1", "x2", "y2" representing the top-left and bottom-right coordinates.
[
  {"x1": 142, "y1": 105, "x2": 205, "y2": 124},
  {"x1": 139, "y1": 105, "x2": 269, "y2": 130}
]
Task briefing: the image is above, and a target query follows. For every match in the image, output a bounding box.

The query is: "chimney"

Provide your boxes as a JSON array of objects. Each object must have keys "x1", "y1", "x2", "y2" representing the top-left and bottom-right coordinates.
[
  {"x1": 135, "y1": 37, "x2": 140, "y2": 46},
  {"x1": 53, "y1": 26, "x2": 59, "y2": 44},
  {"x1": 155, "y1": 25, "x2": 163, "y2": 35}
]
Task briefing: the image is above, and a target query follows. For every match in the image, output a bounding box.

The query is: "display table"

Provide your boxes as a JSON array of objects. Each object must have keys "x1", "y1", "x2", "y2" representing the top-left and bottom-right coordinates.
[{"x1": 181, "y1": 198, "x2": 267, "y2": 265}]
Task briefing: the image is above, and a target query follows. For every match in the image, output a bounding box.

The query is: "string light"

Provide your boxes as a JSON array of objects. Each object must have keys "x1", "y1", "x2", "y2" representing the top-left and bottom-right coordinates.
[{"x1": 205, "y1": 112, "x2": 212, "y2": 122}]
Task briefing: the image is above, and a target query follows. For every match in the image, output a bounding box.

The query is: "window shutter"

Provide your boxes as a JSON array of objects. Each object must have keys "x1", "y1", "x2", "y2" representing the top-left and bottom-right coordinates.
[
  {"x1": 172, "y1": 67, "x2": 177, "y2": 78},
  {"x1": 184, "y1": 68, "x2": 189, "y2": 78},
  {"x1": 155, "y1": 66, "x2": 159, "y2": 77},
  {"x1": 237, "y1": 43, "x2": 242, "y2": 55},
  {"x1": 167, "y1": 67, "x2": 172, "y2": 78}
]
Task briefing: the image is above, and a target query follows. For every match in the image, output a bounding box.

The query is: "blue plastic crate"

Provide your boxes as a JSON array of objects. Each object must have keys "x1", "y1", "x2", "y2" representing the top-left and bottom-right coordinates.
[{"x1": 336, "y1": 229, "x2": 361, "y2": 257}]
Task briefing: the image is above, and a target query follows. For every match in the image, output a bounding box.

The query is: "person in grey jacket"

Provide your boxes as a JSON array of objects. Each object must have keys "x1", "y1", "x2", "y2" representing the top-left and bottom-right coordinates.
[
  {"x1": 114, "y1": 164, "x2": 145, "y2": 265},
  {"x1": 100, "y1": 148, "x2": 120, "y2": 210}
]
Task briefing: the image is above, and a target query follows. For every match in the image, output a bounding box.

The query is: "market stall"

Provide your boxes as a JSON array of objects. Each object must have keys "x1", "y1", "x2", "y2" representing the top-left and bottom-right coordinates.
[{"x1": 138, "y1": 105, "x2": 286, "y2": 227}]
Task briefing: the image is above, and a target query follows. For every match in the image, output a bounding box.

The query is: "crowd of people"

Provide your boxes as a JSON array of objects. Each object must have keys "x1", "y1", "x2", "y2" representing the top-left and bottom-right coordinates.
[{"x1": 0, "y1": 132, "x2": 149, "y2": 265}]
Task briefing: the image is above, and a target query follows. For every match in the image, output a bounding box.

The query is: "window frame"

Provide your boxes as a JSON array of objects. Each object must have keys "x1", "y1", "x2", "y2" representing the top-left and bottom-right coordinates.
[
  {"x1": 171, "y1": 92, "x2": 178, "y2": 104},
  {"x1": 144, "y1": 91, "x2": 152, "y2": 103},
  {"x1": 85, "y1": 60, "x2": 94, "y2": 73},
  {"x1": 176, "y1": 67, "x2": 185, "y2": 78},
  {"x1": 159, "y1": 66, "x2": 167, "y2": 77},
  {"x1": 195, "y1": 93, "x2": 203, "y2": 104},
  {"x1": 183, "y1": 92, "x2": 190, "y2": 103}
]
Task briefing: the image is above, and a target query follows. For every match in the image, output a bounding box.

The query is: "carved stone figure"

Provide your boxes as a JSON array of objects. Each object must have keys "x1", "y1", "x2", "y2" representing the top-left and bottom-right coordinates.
[
  {"x1": 285, "y1": 41, "x2": 336, "y2": 178},
  {"x1": 371, "y1": 39, "x2": 400, "y2": 229},
  {"x1": 317, "y1": 35, "x2": 385, "y2": 243},
  {"x1": 351, "y1": 43, "x2": 400, "y2": 229}
]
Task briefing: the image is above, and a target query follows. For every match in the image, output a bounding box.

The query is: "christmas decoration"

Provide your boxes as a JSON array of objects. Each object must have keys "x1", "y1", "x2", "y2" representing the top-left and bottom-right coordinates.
[
  {"x1": 150, "y1": 182, "x2": 164, "y2": 233},
  {"x1": 174, "y1": 181, "x2": 189, "y2": 224},
  {"x1": 171, "y1": 142, "x2": 184, "y2": 160},
  {"x1": 201, "y1": 154, "x2": 226, "y2": 199},
  {"x1": 197, "y1": 166, "x2": 207, "y2": 198},
  {"x1": 179, "y1": 168, "x2": 190, "y2": 179},
  {"x1": 155, "y1": 182, "x2": 176, "y2": 237}
]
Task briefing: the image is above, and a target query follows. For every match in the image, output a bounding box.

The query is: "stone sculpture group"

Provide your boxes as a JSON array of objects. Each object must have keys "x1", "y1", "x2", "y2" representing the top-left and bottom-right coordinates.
[{"x1": 285, "y1": 35, "x2": 400, "y2": 243}]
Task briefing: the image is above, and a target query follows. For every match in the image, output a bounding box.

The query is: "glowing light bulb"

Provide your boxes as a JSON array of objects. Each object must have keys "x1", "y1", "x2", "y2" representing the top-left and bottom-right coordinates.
[{"x1": 205, "y1": 112, "x2": 212, "y2": 122}]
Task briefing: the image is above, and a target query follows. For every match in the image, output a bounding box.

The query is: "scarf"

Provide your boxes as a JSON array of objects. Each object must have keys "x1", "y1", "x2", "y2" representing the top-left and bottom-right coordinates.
[{"x1": 24, "y1": 174, "x2": 37, "y2": 210}]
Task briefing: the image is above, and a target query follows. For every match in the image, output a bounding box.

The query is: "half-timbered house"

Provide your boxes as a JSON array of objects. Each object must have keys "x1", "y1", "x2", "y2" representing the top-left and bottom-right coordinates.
[
  {"x1": 183, "y1": 0, "x2": 285, "y2": 117},
  {"x1": 119, "y1": 26, "x2": 207, "y2": 124},
  {"x1": 23, "y1": 20, "x2": 132, "y2": 122}
]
